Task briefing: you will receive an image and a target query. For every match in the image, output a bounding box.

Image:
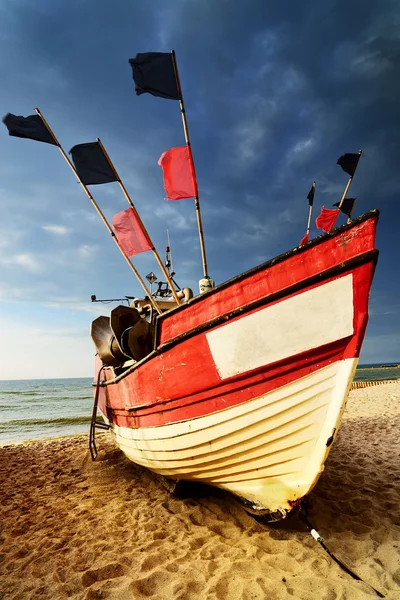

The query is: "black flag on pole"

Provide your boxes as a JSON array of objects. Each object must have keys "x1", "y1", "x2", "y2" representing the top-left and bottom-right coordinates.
[
  {"x1": 307, "y1": 182, "x2": 316, "y2": 206},
  {"x1": 337, "y1": 153, "x2": 360, "y2": 177},
  {"x1": 129, "y1": 52, "x2": 180, "y2": 100},
  {"x1": 333, "y1": 198, "x2": 356, "y2": 217},
  {"x1": 2, "y1": 113, "x2": 57, "y2": 145},
  {"x1": 69, "y1": 142, "x2": 118, "y2": 185}
]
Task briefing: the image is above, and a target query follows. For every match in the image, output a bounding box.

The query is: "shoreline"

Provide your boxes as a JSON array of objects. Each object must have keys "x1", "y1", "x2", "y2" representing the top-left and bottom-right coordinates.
[
  {"x1": 1, "y1": 382, "x2": 399, "y2": 599},
  {"x1": 1, "y1": 378, "x2": 398, "y2": 449},
  {"x1": 357, "y1": 366, "x2": 399, "y2": 370},
  {"x1": 0, "y1": 431, "x2": 89, "y2": 449}
]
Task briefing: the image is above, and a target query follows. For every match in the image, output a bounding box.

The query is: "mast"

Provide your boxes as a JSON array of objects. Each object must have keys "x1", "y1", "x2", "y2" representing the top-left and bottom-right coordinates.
[
  {"x1": 33, "y1": 108, "x2": 162, "y2": 315},
  {"x1": 338, "y1": 150, "x2": 362, "y2": 210},
  {"x1": 96, "y1": 138, "x2": 181, "y2": 306},
  {"x1": 171, "y1": 50, "x2": 209, "y2": 280}
]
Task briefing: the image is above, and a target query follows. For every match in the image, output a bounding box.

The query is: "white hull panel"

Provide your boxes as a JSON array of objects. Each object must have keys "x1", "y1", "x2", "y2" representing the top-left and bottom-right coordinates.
[
  {"x1": 206, "y1": 274, "x2": 354, "y2": 379},
  {"x1": 102, "y1": 358, "x2": 357, "y2": 515}
]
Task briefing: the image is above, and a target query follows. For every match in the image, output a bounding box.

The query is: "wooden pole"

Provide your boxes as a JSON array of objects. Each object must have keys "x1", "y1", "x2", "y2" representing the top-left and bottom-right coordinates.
[
  {"x1": 33, "y1": 108, "x2": 161, "y2": 315},
  {"x1": 337, "y1": 177, "x2": 352, "y2": 210},
  {"x1": 306, "y1": 181, "x2": 315, "y2": 237},
  {"x1": 96, "y1": 138, "x2": 181, "y2": 305},
  {"x1": 171, "y1": 50, "x2": 209, "y2": 279},
  {"x1": 306, "y1": 205, "x2": 313, "y2": 235},
  {"x1": 345, "y1": 199, "x2": 356, "y2": 224},
  {"x1": 338, "y1": 150, "x2": 362, "y2": 210}
]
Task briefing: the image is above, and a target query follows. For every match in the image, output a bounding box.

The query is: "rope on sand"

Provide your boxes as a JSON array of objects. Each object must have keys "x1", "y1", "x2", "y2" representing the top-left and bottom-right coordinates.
[
  {"x1": 299, "y1": 510, "x2": 385, "y2": 598},
  {"x1": 351, "y1": 380, "x2": 397, "y2": 390}
]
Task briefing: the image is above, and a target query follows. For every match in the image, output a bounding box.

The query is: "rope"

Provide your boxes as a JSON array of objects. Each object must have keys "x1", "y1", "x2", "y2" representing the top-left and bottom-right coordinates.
[{"x1": 299, "y1": 510, "x2": 385, "y2": 598}]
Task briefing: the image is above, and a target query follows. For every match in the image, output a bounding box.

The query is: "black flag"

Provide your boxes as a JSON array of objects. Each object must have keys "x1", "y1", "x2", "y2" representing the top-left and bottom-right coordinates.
[
  {"x1": 333, "y1": 198, "x2": 356, "y2": 217},
  {"x1": 307, "y1": 182, "x2": 316, "y2": 206},
  {"x1": 129, "y1": 52, "x2": 180, "y2": 100},
  {"x1": 2, "y1": 113, "x2": 57, "y2": 145},
  {"x1": 69, "y1": 142, "x2": 118, "y2": 185},
  {"x1": 337, "y1": 153, "x2": 360, "y2": 177}
]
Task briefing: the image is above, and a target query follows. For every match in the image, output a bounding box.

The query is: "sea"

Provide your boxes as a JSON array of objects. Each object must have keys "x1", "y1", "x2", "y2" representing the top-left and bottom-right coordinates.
[
  {"x1": 0, "y1": 364, "x2": 399, "y2": 446},
  {"x1": 0, "y1": 377, "x2": 93, "y2": 446}
]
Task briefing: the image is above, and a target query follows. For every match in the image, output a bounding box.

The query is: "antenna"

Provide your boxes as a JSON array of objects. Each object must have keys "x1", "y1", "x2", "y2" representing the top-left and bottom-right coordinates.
[
  {"x1": 90, "y1": 294, "x2": 130, "y2": 305},
  {"x1": 146, "y1": 271, "x2": 158, "y2": 295},
  {"x1": 166, "y1": 229, "x2": 174, "y2": 276},
  {"x1": 164, "y1": 230, "x2": 181, "y2": 291}
]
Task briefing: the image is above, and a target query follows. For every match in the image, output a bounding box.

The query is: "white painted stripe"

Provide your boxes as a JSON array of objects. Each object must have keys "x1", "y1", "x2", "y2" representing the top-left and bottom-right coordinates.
[
  {"x1": 107, "y1": 361, "x2": 340, "y2": 446},
  {"x1": 106, "y1": 358, "x2": 358, "y2": 513},
  {"x1": 206, "y1": 274, "x2": 354, "y2": 380}
]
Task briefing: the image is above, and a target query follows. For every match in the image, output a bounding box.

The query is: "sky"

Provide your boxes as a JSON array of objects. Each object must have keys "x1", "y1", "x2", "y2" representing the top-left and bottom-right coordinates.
[{"x1": 0, "y1": 0, "x2": 399, "y2": 380}]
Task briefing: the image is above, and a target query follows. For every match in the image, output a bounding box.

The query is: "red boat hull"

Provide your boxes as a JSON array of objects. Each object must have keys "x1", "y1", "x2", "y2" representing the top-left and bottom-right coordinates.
[{"x1": 94, "y1": 211, "x2": 378, "y2": 518}]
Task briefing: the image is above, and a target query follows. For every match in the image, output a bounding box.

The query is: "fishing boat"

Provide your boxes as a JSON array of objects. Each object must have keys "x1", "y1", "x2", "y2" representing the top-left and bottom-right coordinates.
[
  {"x1": 2, "y1": 52, "x2": 378, "y2": 520},
  {"x1": 90, "y1": 209, "x2": 379, "y2": 521}
]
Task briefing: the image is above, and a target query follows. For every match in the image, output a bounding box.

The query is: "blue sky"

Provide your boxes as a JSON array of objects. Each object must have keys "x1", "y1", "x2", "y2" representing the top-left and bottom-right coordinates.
[{"x1": 1, "y1": 0, "x2": 399, "y2": 379}]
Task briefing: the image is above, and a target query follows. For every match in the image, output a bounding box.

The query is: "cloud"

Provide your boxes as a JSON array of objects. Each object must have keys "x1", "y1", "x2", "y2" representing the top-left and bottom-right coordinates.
[
  {"x1": 60, "y1": 208, "x2": 98, "y2": 222},
  {"x1": 286, "y1": 138, "x2": 315, "y2": 163},
  {"x1": 369, "y1": 293, "x2": 400, "y2": 317},
  {"x1": 1, "y1": 253, "x2": 42, "y2": 272},
  {"x1": 0, "y1": 284, "x2": 24, "y2": 303},
  {"x1": 351, "y1": 50, "x2": 391, "y2": 77},
  {"x1": 232, "y1": 98, "x2": 276, "y2": 167},
  {"x1": 360, "y1": 332, "x2": 400, "y2": 364},
  {"x1": 0, "y1": 318, "x2": 94, "y2": 380},
  {"x1": 316, "y1": 177, "x2": 345, "y2": 198},
  {"x1": 42, "y1": 225, "x2": 71, "y2": 235},
  {"x1": 222, "y1": 214, "x2": 277, "y2": 250},
  {"x1": 333, "y1": 40, "x2": 392, "y2": 80},
  {"x1": 41, "y1": 300, "x2": 107, "y2": 315},
  {"x1": 0, "y1": 0, "x2": 399, "y2": 378},
  {"x1": 78, "y1": 245, "x2": 96, "y2": 259},
  {"x1": 0, "y1": 229, "x2": 25, "y2": 249},
  {"x1": 153, "y1": 203, "x2": 196, "y2": 232}
]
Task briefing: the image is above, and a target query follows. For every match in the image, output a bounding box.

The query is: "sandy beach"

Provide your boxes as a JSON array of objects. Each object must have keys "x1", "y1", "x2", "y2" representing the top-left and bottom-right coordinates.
[{"x1": 1, "y1": 382, "x2": 399, "y2": 600}]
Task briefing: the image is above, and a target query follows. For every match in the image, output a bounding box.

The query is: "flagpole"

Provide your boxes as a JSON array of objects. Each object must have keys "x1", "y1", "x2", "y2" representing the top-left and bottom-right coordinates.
[
  {"x1": 171, "y1": 50, "x2": 209, "y2": 279},
  {"x1": 306, "y1": 182, "x2": 315, "y2": 237},
  {"x1": 348, "y1": 199, "x2": 355, "y2": 220},
  {"x1": 33, "y1": 108, "x2": 161, "y2": 315},
  {"x1": 96, "y1": 138, "x2": 181, "y2": 305},
  {"x1": 346, "y1": 199, "x2": 356, "y2": 224},
  {"x1": 306, "y1": 205, "x2": 313, "y2": 235},
  {"x1": 338, "y1": 150, "x2": 362, "y2": 210}
]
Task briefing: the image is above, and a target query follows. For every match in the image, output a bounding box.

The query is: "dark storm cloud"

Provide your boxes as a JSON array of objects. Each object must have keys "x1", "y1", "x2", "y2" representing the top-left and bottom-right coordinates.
[{"x1": 1, "y1": 0, "x2": 399, "y2": 364}]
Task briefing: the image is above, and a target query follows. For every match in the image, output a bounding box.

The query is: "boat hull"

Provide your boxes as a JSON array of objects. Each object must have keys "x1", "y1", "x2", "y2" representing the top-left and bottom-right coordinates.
[
  {"x1": 94, "y1": 211, "x2": 379, "y2": 518},
  {"x1": 101, "y1": 358, "x2": 356, "y2": 518}
]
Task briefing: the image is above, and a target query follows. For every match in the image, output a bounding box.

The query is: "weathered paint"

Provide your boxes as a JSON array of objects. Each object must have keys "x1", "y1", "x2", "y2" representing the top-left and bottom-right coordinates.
[
  {"x1": 206, "y1": 275, "x2": 354, "y2": 380},
  {"x1": 100, "y1": 260, "x2": 375, "y2": 428},
  {"x1": 100, "y1": 359, "x2": 358, "y2": 515},
  {"x1": 92, "y1": 212, "x2": 378, "y2": 517},
  {"x1": 157, "y1": 214, "x2": 377, "y2": 344}
]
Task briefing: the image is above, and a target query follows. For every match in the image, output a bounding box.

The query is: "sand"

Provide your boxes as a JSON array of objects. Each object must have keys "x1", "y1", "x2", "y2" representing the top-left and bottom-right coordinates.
[{"x1": 0, "y1": 382, "x2": 399, "y2": 600}]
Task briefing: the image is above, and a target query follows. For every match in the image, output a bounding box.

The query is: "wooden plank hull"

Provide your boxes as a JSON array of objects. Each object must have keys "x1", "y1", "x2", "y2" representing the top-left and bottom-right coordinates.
[{"x1": 95, "y1": 211, "x2": 379, "y2": 518}]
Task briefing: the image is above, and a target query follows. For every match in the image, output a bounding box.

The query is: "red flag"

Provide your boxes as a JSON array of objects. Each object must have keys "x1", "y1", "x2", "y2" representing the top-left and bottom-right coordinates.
[
  {"x1": 158, "y1": 146, "x2": 197, "y2": 200},
  {"x1": 112, "y1": 208, "x2": 152, "y2": 256},
  {"x1": 300, "y1": 232, "x2": 309, "y2": 246},
  {"x1": 315, "y1": 207, "x2": 340, "y2": 232}
]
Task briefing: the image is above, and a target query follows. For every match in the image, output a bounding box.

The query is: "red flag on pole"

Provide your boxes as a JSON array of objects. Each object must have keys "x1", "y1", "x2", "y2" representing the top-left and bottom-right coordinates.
[
  {"x1": 112, "y1": 208, "x2": 152, "y2": 256},
  {"x1": 300, "y1": 232, "x2": 309, "y2": 246},
  {"x1": 315, "y1": 207, "x2": 340, "y2": 232},
  {"x1": 158, "y1": 146, "x2": 197, "y2": 200}
]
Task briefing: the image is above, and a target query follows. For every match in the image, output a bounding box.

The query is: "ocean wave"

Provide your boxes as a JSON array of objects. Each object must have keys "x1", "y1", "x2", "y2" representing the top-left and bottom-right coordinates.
[
  {"x1": 0, "y1": 416, "x2": 91, "y2": 430},
  {"x1": 0, "y1": 391, "x2": 43, "y2": 396},
  {"x1": 0, "y1": 395, "x2": 92, "y2": 404}
]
